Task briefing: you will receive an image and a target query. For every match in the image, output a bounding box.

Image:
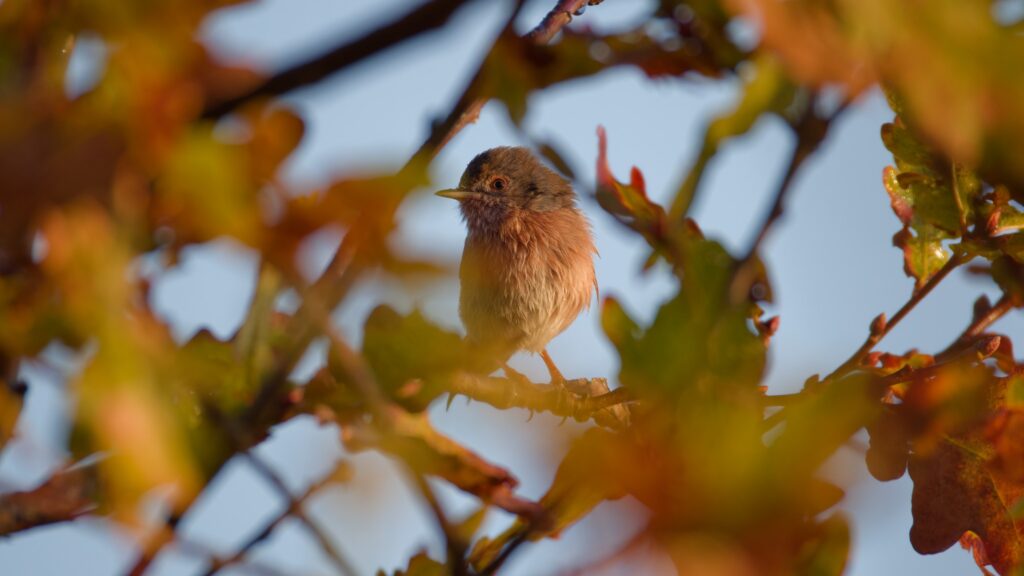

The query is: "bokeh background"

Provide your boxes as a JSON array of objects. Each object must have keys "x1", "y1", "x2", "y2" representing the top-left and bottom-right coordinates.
[{"x1": 3, "y1": 1, "x2": 1022, "y2": 574}]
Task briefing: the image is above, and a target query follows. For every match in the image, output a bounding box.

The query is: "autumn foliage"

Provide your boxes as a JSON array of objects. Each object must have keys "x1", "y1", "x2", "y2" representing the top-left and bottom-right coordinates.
[{"x1": 1, "y1": 0, "x2": 1023, "y2": 575}]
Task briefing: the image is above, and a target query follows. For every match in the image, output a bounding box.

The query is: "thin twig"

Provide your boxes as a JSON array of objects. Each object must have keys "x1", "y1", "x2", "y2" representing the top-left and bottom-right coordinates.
[
  {"x1": 826, "y1": 252, "x2": 967, "y2": 380},
  {"x1": 525, "y1": 0, "x2": 605, "y2": 44},
  {"x1": 202, "y1": 459, "x2": 352, "y2": 576},
  {"x1": 175, "y1": 538, "x2": 290, "y2": 576},
  {"x1": 742, "y1": 100, "x2": 848, "y2": 263},
  {"x1": 407, "y1": 470, "x2": 468, "y2": 576},
  {"x1": 243, "y1": 454, "x2": 358, "y2": 576},
  {"x1": 404, "y1": 0, "x2": 602, "y2": 169},
  {"x1": 937, "y1": 293, "x2": 1015, "y2": 359},
  {"x1": 202, "y1": 0, "x2": 473, "y2": 118},
  {"x1": 730, "y1": 98, "x2": 848, "y2": 303}
]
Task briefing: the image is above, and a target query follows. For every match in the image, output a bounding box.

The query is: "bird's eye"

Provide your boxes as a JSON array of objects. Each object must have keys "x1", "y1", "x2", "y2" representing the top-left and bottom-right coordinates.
[{"x1": 490, "y1": 177, "x2": 507, "y2": 191}]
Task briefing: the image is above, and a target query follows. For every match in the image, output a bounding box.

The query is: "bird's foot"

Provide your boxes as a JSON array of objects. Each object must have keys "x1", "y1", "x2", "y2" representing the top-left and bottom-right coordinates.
[{"x1": 540, "y1": 349, "x2": 567, "y2": 388}]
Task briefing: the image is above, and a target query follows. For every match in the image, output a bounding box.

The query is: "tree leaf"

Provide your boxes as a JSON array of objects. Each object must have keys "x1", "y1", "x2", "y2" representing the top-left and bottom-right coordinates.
[{"x1": 909, "y1": 440, "x2": 1024, "y2": 574}]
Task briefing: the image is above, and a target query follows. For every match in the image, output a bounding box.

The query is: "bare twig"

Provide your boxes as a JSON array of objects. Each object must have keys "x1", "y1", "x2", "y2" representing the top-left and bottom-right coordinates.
[
  {"x1": 405, "y1": 0, "x2": 603, "y2": 168},
  {"x1": 936, "y1": 293, "x2": 1016, "y2": 360},
  {"x1": 407, "y1": 470, "x2": 468, "y2": 576},
  {"x1": 731, "y1": 98, "x2": 848, "y2": 303},
  {"x1": 826, "y1": 253, "x2": 967, "y2": 380},
  {"x1": 202, "y1": 459, "x2": 352, "y2": 576},
  {"x1": 174, "y1": 538, "x2": 290, "y2": 576},
  {"x1": 742, "y1": 99, "x2": 847, "y2": 263},
  {"x1": 525, "y1": 0, "x2": 605, "y2": 44},
  {"x1": 242, "y1": 454, "x2": 357, "y2": 576},
  {"x1": 202, "y1": 0, "x2": 474, "y2": 118}
]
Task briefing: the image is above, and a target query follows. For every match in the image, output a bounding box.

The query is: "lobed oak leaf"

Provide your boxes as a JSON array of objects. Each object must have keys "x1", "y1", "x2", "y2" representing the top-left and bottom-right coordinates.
[{"x1": 909, "y1": 440, "x2": 1024, "y2": 574}]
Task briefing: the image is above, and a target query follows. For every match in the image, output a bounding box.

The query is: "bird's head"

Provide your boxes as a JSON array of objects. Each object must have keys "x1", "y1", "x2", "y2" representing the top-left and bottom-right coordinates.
[{"x1": 436, "y1": 147, "x2": 575, "y2": 230}]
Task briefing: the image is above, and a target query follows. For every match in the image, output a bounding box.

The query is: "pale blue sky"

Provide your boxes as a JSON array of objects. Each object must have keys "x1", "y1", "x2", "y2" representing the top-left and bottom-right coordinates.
[{"x1": 1, "y1": 1, "x2": 1020, "y2": 574}]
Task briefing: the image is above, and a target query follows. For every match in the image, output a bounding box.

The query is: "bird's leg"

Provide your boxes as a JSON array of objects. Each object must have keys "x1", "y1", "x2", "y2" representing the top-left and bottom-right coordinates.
[{"x1": 540, "y1": 349, "x2": 566, "y2": 386}]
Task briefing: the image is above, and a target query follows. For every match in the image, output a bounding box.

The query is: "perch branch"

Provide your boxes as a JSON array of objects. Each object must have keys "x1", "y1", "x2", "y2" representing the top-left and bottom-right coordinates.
[{"x1": 447, "y1": 372, "x2": 632, "y2": 430}]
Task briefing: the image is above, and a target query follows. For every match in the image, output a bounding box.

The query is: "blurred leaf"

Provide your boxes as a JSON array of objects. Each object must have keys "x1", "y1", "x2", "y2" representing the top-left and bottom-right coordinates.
[
  {"x1": 768, "y1": 374, "x2": 883, "y2": 497},
  {"x1": 795, "y1": 513, "x2": 851, "y2": 576},
  {"x1": 355, "y1": 305, "x2": 471, "y2": 409},
  {"x1": 244, "y1": 105, "x2": 305, "y2": 182},
  {"x1": 43, "y1": 206, "x2": 201, "y2": 523},
  {"x1": 602, "y1": 237, "x2": 764, "y2": 401},
  {"x1": 345, "y1": 409, "x2": 540, "y2": 518},
  {"x1": 669, "y1": 53, "x2": 797, "y2": 219},
  {"x1": 479, "y1": 24, "x2": 724, "y2": 124},
  {"x1": 734, "y1": 0, "x2": 1024, "y2": 189},
  {"x1": 156, "y1": 126, "x2": 261, "y2": 245},
  {"x1": 470, "y1": 428, "x2": 630, "y2": 570},
  {"x1": 385, "y1": 551, "x2": 447, "y2": 576},
  {"x1": 909, "y1": 440, "x2": 1024, "y2": 574},
  {"x1": 866, "y1": 405, "x2": 911, "y2": 481},
  {"x1": 0, "y1": 380, "x2": 24, "y2": 449}
]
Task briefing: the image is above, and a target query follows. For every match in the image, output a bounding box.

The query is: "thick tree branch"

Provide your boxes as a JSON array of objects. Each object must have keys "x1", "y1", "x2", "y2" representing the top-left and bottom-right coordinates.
[
  {"x1": 201, "y1": 0, "x2": 474, "y2": 119},
  {"x1": 0, "y1": 464, "x2": 97, "y2": 536}
]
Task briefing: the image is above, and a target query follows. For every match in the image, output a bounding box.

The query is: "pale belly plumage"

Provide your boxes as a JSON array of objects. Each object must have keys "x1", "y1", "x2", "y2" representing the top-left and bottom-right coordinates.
[{"x1": 458, "y1": 206, "x2": 596, "y2": 358}]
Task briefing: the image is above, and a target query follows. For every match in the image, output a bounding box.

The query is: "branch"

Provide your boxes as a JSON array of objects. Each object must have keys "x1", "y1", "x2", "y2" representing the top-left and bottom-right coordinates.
[
  {"x1": 525, "y1": 0, "x2": 605, "y2": 44},
  {"x1": 404, "y1": 0, "x2": 604, "y2": 168},
  {"x1": 201, "y1": 0, "x2": 473, "y2": 119},
  {"x1": 0, "y1": 463, "x2": 97, "y2": 536},
  {"x1": 937, "y1": 293, "x2": 1016, "y2": 359},
  {"x1": 730, "y1": 97, "x2": 847, "y2": 303},
  {"x1": 406, "y1": 470, "x2": 468, "y2": 576},
  {"x1": 826, "y1": 252, "x2": 967, "y2": 380},
  {"x1": 202, "y1": 459, "x2": 352, "y2": 576},
  {"x1": 242, "y1": 454, "x2": 357, "y2": 576},
  {"x1": 447, "y1": 372, "x2": 631, "y2": 430}
]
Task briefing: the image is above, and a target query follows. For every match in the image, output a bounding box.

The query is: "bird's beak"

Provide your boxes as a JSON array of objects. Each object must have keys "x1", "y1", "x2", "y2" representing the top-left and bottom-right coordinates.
[{"x1": 435, "y1": 188, "x2": 475, "y2": 201}]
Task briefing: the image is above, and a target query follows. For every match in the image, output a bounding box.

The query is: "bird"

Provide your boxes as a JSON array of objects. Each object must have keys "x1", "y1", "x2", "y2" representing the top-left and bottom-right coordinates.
[{"x1": 436, "y1": 146, "x2": 597, "y2": 385}]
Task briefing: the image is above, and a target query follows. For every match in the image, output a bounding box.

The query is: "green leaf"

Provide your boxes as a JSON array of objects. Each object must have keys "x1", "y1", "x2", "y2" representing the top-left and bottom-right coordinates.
[
  {"x1": 356, "y1": 306, "x2": 471, "y2": 409},
  {"x1": 602, "y1": 237, "x2": 764, "y2": 401},
  {"x1": 881, "y1": 107, "x2": 983, "y2": 287},
  {"x1": 385, "y1": 551, "x2": 447, "y2": 576},
  {"x1": 796, "y1": 514, "x2": 851, "y2": 576},
  {"x1": 469, "y1": 428, "x2": 630, "y2": 572}
]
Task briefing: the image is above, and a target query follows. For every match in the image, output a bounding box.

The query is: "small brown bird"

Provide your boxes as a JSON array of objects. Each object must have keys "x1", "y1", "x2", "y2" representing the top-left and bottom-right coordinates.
[{"x1": 436, "y1": 146, "x2": 597, "y2": 384}]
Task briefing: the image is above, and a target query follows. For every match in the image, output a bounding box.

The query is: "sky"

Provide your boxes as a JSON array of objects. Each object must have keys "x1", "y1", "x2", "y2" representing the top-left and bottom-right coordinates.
[{"x1": 2, "y1": 0, "x2": 1021, "y2": 574}]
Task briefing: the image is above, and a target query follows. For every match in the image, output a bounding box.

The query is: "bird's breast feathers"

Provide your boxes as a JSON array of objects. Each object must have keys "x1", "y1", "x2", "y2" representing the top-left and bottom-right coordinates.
[{"x1": 458, "y1": 207, "x2": 596, "y2": 352}]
